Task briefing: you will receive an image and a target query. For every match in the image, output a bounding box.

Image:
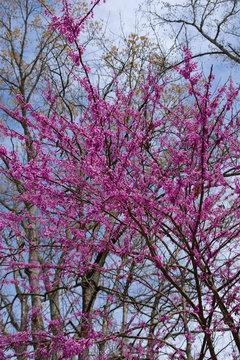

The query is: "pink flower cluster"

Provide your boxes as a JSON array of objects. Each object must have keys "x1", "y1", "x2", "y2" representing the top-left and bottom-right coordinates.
[{"x1": 0, "y1": 1, "x2": 240, "y2": 359}]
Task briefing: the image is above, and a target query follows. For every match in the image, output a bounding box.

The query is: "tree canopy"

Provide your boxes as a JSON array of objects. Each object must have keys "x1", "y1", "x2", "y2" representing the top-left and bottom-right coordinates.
[{"x1": 0, "y1": 1, "x2": 240, "y2": 359}]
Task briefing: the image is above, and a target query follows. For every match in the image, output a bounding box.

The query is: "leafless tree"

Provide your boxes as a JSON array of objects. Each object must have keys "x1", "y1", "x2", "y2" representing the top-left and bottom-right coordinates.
[{"x1": 144, "y1": 0, "x2": 240, "y2": 66}]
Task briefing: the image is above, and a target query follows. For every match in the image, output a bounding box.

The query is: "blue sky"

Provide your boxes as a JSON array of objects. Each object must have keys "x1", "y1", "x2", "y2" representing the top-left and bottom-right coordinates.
[{"x1": 93, "y1": 0, "x2": 143, "y2": 36}]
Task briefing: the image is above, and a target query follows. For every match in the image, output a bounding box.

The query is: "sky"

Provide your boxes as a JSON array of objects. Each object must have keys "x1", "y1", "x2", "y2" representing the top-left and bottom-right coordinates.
[{"x1": 93, "y1": 0, "x2": 143, "y2": 37}]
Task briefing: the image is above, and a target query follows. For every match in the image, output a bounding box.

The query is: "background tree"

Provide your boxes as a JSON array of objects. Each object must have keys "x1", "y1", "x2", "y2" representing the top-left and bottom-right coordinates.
[{"x1": 144, "y1": 0, "x2": 240, "y2": 68}]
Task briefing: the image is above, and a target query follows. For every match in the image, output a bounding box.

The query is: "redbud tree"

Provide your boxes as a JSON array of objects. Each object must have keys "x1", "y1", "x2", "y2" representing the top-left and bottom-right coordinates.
[{"x1": 0, "y1": 1, "x2": 240, "y2": 359}]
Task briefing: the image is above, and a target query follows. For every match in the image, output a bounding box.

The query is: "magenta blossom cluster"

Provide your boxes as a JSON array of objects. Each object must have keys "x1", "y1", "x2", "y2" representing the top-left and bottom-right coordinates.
[{"x1": 0, "y1": 1, "x2": 240, "y2": 359}]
